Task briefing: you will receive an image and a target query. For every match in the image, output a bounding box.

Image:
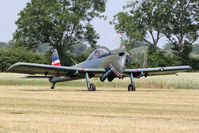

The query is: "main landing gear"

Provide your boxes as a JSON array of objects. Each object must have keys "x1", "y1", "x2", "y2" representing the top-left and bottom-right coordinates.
[
  {"x1": 85, "y1": 72, "x2": 96, "y2": 91},
  {"x1": 50, "y1": 72, "x2": 135, "y2": 91},
  {"x1": 128, "y1": 73, "x2": 136, "y2": 91},
  {"x1": 51, "y1": 82, "x2": 56, "y2": 89}
]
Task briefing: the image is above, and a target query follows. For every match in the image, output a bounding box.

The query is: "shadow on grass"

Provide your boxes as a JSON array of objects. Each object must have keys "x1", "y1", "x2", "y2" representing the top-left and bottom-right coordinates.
[
  {"x1": 18, "y1": 87, "x2": 175, "y2": 92},
  {"x1": 139, "y1": 89, "x2": 176, "y2": 92},
  {"x1": 20, "y1": 89, "x2": 128, "y2": 92}
]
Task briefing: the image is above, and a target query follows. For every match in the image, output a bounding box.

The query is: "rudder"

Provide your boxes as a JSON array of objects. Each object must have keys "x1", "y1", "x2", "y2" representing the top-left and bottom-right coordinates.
[{"x1": 52, "y1": 49, "x2": 61, "y2": 66}]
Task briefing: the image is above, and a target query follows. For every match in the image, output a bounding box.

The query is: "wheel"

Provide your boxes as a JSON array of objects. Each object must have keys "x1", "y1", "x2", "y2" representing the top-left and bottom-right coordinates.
[
  {"x1": 128, "y1": 83, "x2": 136, "y2": 91},
  {"x1": 88, "y1": 83, "x2": 96, "y2": 91},
  {"x1": 51, "y1": 86, "x2": 55, "y2": 89},
  {"x1": 51, "y1": 82, "x2": 55, "y2": 89}
]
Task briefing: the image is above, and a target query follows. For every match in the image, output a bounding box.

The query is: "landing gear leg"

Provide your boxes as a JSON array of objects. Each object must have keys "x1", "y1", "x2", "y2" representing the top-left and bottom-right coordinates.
[
  {"x1": 51, "y1": 82, "x2": 56, "y2": 89},
  {"x1": 85, "y1": 72, "x2": 96, "y2": 91},
  {"x1": 128, "y1": 73, "x2": 136, "y2": 91}
]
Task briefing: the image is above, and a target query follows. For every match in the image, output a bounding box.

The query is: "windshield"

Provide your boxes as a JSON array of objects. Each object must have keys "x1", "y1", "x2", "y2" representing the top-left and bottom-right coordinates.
[{"x1": 87, "y1": 48, "x2": 109, "y2": 60}]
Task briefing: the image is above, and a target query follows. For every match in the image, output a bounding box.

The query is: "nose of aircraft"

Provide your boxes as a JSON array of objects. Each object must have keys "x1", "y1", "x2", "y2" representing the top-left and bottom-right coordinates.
[
  {"x1": 116, "y1": 52, "x2": 131, "y2": 73},
  {"x1": 100, "y1": 52, "x2": 130, "y2": 82}
]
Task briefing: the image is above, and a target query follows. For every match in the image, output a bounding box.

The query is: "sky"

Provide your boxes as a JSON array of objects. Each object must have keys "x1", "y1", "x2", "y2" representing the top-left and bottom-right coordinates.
[
  {"x1": 0, "y1": 0, "x2": 167, "y2": 50},
  {"x1": 0, "y1": 0, "x2": 30, "y2": 43}
]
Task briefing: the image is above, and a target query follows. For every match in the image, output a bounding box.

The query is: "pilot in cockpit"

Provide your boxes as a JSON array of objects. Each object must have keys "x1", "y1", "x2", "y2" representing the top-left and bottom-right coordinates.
[
  {"x1": 94, "y1": 50, "x2": 100, "y2": 57},
  {"x1": 87, "y1": 48, "x2": 109, "y2": 60}
]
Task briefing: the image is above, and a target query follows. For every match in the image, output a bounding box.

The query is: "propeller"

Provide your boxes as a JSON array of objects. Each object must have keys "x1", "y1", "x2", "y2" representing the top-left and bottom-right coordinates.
[{"x1": 100, "y1": 52, "x2": 129, "y2": 82}]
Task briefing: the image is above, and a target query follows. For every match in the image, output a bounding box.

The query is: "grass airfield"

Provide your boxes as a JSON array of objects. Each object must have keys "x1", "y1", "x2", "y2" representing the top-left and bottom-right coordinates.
[{"x1": 0, "y1": 73, "x2": 199, "y2": 133}]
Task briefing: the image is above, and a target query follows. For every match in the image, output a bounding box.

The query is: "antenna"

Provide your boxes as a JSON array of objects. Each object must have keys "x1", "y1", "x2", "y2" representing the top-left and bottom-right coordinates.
[
  {"x1": 70, "y1": 58, "x2": 77, "y2": 65},
  {"x1": 70, "y1": 58, "x2": 78, "y2": 75}
]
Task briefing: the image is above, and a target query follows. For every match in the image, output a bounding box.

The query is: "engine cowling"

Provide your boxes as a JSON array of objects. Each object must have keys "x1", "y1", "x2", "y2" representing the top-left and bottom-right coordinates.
[{"x1": 100, "y1": 52, "x2": 130, "y2": 82}]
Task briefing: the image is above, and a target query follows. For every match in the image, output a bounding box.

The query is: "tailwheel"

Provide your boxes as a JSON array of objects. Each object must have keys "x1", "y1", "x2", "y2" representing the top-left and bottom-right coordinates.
[
  {"x1": 128, "y1": 83, "x2": 136, "y2": 91},
  {"x1": 88, "y1": 83, "x2": 96, "y2": 91}
]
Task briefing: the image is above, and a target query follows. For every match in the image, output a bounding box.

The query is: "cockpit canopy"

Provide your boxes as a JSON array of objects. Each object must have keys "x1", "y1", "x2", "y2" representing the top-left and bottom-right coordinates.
[{"x1": 87, "y1": 48, "x2": 110, "y2": 60}]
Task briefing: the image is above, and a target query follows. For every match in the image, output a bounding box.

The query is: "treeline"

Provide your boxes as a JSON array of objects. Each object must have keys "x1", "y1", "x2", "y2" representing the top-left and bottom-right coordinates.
[
  {"x1": 125, "y1": 43, "x2": 199, "y2": 70},
  {"x1": 0, "y1": 42, "x2": 97, "y2": 72},
  {"x1": 0, "y1": 42, "x2": 50, "y2": 72},
  {"x1": 1, "y1": 41, "x2": 199, "y2": 72},
  {"x1": 147, "y1": 45, "x2": 199, "y2": 71}
]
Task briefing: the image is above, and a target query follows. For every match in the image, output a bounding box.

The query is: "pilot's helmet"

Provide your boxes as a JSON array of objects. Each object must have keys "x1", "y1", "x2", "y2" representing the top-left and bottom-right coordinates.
[{"x1": 95, "y1": 50, "x2": 100, "y2": 56}]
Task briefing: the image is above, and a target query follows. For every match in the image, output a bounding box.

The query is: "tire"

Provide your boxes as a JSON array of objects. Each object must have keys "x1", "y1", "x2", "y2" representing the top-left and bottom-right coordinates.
[
  {"x1": 88, "y1": 83, "x2": 96, "y2": 91},
  {"x1": 51, "y1": 86, "x2": 55, "y2": 89},
  {"x1": 128, "y1": 83, "x2": 136, "y2": 91}
]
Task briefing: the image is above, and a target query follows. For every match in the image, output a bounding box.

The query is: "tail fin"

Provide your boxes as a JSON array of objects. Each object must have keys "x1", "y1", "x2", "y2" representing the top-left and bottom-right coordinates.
[{"x1": 52, "y1": 49, "x2": 61, "y2": 66}]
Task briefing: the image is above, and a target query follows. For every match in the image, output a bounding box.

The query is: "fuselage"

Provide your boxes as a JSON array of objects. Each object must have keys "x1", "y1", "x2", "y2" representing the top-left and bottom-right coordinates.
[
  {"x1": 75, "y1": 53, "x2": 118, "y2": 69},
  {"x1": 71, "y1": 48, "x2": 130, "y2": 81},
  {"x1": 50, "y1": 48, "x2": 130, "y2": 83}
]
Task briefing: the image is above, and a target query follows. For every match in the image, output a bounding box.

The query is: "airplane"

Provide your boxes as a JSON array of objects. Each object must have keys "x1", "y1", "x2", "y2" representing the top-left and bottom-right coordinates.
[{"x1": 8, "y1": 48, "x2": 191, "y2": 91}]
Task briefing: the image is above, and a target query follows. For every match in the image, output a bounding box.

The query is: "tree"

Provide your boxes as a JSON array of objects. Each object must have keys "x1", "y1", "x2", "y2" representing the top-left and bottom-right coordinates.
[
  {"x1": 111, "y1": 0, "x2": 166, "y2": 50},
  {"x1": 112, "y1": 0, "x2": 199, "y2": 52},
  {"x1": 14, "y1": 0, "x2": 106, "y2": 65},
  {"x1": 161, "y1": 0, "x2": 199, "y2": 54},
  {"x1": 112, "y1": 0, "x2": 199, "y2": 67},
  {"x1": 157, "y1": 0, "x2": 199, "y2": 65},
  {"x1": 0, "y1": 47, "x2": 49, "y2": 72}
]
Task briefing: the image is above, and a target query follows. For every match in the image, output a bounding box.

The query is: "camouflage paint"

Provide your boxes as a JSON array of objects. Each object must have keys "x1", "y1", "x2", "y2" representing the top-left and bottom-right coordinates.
[
  {"x1": 74, "y1": 54, "x2": 118, "y2": 69},
  {"x1": 98, "y1": 54, "x2": 118, "y2": 68}
]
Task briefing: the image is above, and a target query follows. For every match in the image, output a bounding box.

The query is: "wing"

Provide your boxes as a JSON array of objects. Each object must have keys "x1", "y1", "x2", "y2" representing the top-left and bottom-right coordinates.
[
  {"x1": 124, "y1": 66, "x2": 191, "y2": 78},
  {"x1": 7, "y1": 62, "x2": 105, "y2": 77}
]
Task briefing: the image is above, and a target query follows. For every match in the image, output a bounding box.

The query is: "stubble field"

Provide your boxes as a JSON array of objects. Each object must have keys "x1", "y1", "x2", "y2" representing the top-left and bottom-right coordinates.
[{"x1": 0, "y1": 73, "x2": 199, "y2": 133}]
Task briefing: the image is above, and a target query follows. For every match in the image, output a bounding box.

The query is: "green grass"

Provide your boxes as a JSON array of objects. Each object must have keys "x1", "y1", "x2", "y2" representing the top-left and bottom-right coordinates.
[{"x1": 1, "y1": 72, "x2": 199, "y2": 89}]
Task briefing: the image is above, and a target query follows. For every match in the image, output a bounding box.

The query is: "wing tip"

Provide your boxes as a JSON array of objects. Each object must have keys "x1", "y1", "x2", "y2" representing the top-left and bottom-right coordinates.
[
  {"x1": 179, "y1": 65, "x2": 192, "y2": 71},
  {"x1": 7, "y1": 62, "x2": 25, "y2": 72}
]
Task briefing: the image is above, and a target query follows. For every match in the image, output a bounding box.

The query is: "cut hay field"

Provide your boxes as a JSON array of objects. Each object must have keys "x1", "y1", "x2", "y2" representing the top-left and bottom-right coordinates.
[
  {"x1": 0, "y1": 86, "x2": 198, "y2": 133},
  {"x1": 0, "y1": 73, "x2": 199, "y2": 133}
]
